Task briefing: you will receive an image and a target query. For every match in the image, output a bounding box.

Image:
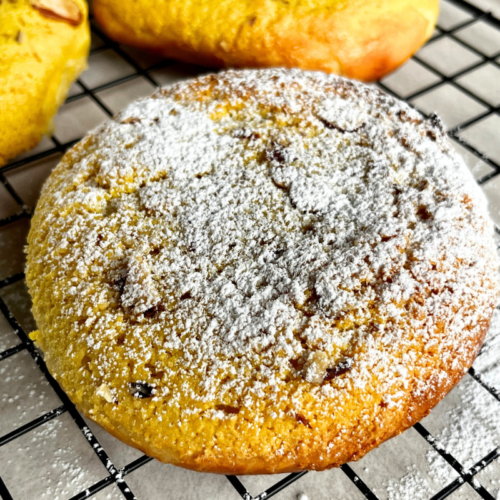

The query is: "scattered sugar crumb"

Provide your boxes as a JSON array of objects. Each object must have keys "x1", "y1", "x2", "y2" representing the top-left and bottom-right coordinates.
[
  {"x1": 425, "y1": 449, "x2": 459, "y2": 485},
  {"x1": 386, "y1": 466, "x2": 434, "y2": 500},
  {"x1": 473, "y1": 307, "x2": 500, "y2": 390},
  {"x1": 0, "y1": 414, "x2": 111, "y2": 500},
  {"x1": 427, "y1": 377, "x2": 500, "y2": 472}
]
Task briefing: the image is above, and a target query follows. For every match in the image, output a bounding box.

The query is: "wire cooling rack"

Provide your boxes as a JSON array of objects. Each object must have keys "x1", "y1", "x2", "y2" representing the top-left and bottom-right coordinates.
[{"x1": 1, "y1": 0, "x2": 500, "y2": 498}]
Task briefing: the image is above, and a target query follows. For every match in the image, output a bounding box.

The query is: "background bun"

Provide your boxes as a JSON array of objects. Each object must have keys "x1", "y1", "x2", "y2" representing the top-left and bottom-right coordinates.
[
  {"x1": 93, "y1": 0, "x2": 439, "y2": 81},
  {"x1": 0, "y1": 0, "x2": 90, "y2": 167}
]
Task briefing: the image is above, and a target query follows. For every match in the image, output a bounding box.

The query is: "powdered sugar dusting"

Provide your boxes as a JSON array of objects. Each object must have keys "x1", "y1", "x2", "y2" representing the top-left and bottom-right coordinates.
[
  {"x1": 0, "y1": 415, "x2": 109, "y2": 500},
  {"x1": 474, "y1": 307, "x2": 500, "y2": 390},
  {"x1": 386, "y1": 466, "x2": 434, "y2": 500},
  {"x1": 426, "y1": 376, "x2": 500, "y2": 472},
  {"x1": 27, "y1": 69, "x2": 500, "y2": 467}
]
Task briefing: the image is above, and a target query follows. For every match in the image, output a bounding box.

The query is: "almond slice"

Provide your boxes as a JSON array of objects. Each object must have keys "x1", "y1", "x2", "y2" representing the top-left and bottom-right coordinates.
[{"x1": 31, "y1": 0, "x2": 83, "y2": 26}]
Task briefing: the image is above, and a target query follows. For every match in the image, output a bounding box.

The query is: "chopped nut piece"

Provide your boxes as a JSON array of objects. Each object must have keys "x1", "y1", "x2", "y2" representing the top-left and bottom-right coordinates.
[
  {"x1": 96, "y1": 383, "x2": 114, "y2": 403},
  {"x1": 31, "y1": 0, "x2": 83, "y2": 26},
  {"x1": 303, "y1": 351, "x2": 330, "y2": 384},
  {"x1": 303, "y1": 351, "x2": 354, "y2": 383},
  {"x1": 121, "y1": 255, "x2": 161, "y2": 315}
]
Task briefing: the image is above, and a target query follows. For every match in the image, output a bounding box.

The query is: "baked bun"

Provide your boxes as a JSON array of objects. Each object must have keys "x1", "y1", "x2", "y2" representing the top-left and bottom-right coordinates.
[
  {"x1": 27, "y1": 69, "x2": 499, "y2": 474},
  {"x1": 0, "y1": 0, "x2": 90, "y2": 167},
  {"x1": 93, "y1": 0, "x2": 438, "y2": 81}
]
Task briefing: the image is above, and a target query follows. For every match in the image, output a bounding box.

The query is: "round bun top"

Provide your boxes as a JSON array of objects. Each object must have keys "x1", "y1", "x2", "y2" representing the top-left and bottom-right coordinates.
[{"x1": 27, "y1": 69, "x2": 499, "y2": 473}]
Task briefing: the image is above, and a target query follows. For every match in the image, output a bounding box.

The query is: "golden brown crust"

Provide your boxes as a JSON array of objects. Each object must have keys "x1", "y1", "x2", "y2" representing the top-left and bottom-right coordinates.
[
  {"x1": 81, "y1": 310, "x2": 493, "y2": 475},
  {"x1": 27, "y1": 69, "x2": 499, "y2": 474},
  {"x1": 92, "y1": 0, "x2": 438, "y2": 81}
]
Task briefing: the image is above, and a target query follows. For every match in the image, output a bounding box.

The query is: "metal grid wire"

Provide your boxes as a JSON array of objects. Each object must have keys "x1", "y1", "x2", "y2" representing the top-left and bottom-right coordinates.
[{"x1": 1, "y1": 0, "x2": 500, "y2": 498}]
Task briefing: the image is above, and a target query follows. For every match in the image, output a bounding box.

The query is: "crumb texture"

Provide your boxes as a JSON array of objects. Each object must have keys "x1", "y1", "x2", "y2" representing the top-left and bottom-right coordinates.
[{"x1": 26, "y1": 68, "x2": 500, "y2": 473}]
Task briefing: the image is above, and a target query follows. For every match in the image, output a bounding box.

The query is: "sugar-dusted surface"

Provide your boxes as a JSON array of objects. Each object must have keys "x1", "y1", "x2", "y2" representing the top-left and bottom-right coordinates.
[
  {"x1": 2, "y1": 1, "x2": 500, "y2": 497},
  {"x1": 422, "y1": 374, "x2": 500, "y2": 470},
  {"x1": 90, "y1": 484, "x2": 124, "y2": 500},
  {"x1": 26, "y1": 68, "x2": 499, "y2": 474},
  {"x1": 474, "y1": 307, "x2": 500, "y2": 392},
  {"x1": 446, "y1": 482, "x2": 484, "y2": 499},
  {"x1": 475, "y1": 457, "x2": 500, "y2": 499},
  {"x1": 0, "y1": 413, "x2": 109, "y2": 500},
  {"x1": 0, "y1": 348, "x2": 61, "y2": 435},
  {"x1": 240, "y1": 468, "x2": 366, "y2": 500},
  {"x1": 125, "y1": 459, "x2": 240, "y2": 500},
  {"x1": 350, "y1": 427, "x2": 458, "y2": 500}
]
